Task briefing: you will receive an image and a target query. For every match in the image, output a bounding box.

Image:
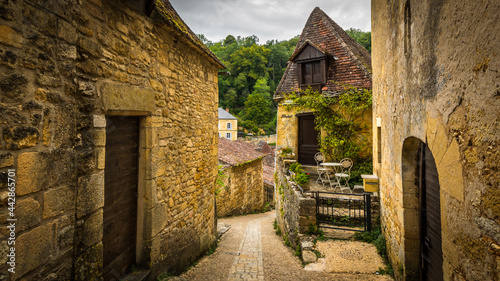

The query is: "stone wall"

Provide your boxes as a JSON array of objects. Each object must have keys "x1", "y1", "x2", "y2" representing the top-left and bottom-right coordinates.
[
  {"x1": 274, "y1": 156, "x2": 316, "y2": 248},
  {"x1": 217, "y1": 158, "x2": 264, "y2": 217},
  {"x1": 0, "y1": 0, "x2": 221, "y2": 280},
  {"x1": 372, "y1": 0, "x2": 499, "y2": 280}
]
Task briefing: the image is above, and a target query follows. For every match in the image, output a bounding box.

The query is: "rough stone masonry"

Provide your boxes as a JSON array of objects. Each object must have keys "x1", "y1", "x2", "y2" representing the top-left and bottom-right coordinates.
[{"x1": 0, "y1": 0, "x2": 224, "y2": 280}]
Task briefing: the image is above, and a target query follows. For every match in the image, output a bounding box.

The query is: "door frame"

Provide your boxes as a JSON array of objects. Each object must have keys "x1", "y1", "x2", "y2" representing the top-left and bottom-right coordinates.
[
  {"x1": 296, "y1": 112, "x2": 319, "y2": 165},
  {"x1": 102, "y1": 112, "x2": 150, "y2": 275}
]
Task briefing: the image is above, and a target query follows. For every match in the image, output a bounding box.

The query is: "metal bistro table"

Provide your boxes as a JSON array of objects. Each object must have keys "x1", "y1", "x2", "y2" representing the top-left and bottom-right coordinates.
[{"x1": 320, "y1": 162, "x2": 341, "y2": 190}]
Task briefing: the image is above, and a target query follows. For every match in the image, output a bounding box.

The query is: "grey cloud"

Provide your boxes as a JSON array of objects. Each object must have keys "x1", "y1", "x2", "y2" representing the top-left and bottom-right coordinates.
[{"x1": 170, "y1": 0, "x2": 371, "y2": 43}]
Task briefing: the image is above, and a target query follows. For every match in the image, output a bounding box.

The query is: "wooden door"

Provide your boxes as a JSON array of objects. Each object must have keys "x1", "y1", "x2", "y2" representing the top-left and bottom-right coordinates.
[
  {"x1": 419, "y1": 143, "x2": 443, "y2": 281},
  {"x1": 298, "y1": 114, "x2": 319, "y2": 165},
  {"x1": 104, "y1": 117, "x2": 139, "y2": 281}
]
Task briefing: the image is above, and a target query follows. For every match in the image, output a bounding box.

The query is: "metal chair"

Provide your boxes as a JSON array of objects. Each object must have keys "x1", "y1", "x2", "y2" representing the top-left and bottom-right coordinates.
[
  {"x1": 314, "y1": 152, "x2": 331, "y2": 186},
  {"x1": 334, "y1": 158, "x2": 353, "y2": 193}
]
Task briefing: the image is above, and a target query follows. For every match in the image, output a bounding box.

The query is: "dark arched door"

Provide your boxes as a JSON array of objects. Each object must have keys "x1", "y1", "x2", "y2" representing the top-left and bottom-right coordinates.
[{"x1": 419, "y1": 143, "x2": 443, "y2": 281}]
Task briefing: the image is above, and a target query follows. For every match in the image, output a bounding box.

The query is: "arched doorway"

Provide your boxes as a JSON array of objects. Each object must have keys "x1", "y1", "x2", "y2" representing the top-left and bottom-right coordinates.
[{"x1": 402, "y1": 138, "x2": 443, "y2": 281}]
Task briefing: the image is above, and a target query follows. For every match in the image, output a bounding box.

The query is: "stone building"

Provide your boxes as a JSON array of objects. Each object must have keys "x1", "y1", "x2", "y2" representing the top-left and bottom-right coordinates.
[
  {"x1": 372, "y1": 0, "x2": 499, "y2": 280},
  {"x1": 218, "y1": 107, "x2": 237, "y2": 140},
  {"x1": 273, "y1": 7, "x2": 372, "y2": 165},
  {"x1": 217, "y1": 138, "x2": 265, "y2": 217},
  {"x1": 0, "y1": 0, "x2": 224, "y2": 280}
]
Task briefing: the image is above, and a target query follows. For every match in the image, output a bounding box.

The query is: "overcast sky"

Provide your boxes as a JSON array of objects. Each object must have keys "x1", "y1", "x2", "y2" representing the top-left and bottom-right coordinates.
[{"x1": 169, "y1": 0, "x2": 371, "y2": 44}]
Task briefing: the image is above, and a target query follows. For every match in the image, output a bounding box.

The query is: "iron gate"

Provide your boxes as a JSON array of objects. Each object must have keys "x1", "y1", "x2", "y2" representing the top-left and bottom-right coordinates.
[{"x1": 311, "y1": 191, "x2": 372, "y2": 232}]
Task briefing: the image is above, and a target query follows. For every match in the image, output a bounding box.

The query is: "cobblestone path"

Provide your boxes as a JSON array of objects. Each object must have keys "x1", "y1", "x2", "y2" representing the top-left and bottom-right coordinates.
[
  {"x1": 227, "y1": 220, "x2": 264, "y2": 280},
  {"x1": 171, "y1": 211, "x2": 392, "y2": 281}
]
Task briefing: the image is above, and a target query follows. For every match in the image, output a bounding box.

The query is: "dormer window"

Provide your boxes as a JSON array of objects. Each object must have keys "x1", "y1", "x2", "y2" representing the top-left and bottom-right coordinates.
[{"x1": 290, "y1": 41, "x2": 328, "y2": 91}]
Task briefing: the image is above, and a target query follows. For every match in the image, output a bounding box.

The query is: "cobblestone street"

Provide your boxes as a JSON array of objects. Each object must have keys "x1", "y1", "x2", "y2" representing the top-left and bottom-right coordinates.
[{"x1": 170, "y1": 211, "x2": 392, "y2": 281}]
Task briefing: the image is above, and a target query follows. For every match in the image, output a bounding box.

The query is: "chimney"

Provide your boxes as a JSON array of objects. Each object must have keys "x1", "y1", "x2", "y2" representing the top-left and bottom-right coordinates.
[{"x1": 226, "y1": 108, "x2": 229, "y2": 112}]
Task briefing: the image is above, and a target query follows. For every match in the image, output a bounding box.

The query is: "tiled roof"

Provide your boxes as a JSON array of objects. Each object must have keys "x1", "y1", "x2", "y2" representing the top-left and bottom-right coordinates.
[
  {"x1": 218, "y1": 138, "x2": 265, "y2": 166},
  {"x1": 263, "y1": 165, "x2": 275, "y2": 186},
  {"x1": 274, "y1": 7, "x2": 372, "y2": 99},
  {"x1": 218, "y1": 108, "x2": 238, "y2": 120},
  {"x1": 153, "y1": 0, "x2": 225, "y2": 69}
]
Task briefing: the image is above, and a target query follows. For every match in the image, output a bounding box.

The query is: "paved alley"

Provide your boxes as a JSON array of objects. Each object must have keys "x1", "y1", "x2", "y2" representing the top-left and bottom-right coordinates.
[{"x1": 169, "y1": 212, "x2": 393, "y2": 281}]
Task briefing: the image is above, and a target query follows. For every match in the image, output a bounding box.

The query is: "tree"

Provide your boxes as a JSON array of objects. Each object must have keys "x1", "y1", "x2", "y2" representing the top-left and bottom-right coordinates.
[
  {"x1": 345, "y1": 28, "x2": 371, "y2": 53},
  {"x1": 243, "y1": 77, "x2": 274, "y2": 128}
]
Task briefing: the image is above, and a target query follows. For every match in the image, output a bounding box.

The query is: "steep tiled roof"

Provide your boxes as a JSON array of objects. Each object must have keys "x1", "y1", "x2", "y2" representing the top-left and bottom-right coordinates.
[
  {"x1": 153, "y1": 0, "x2": 225, "y2": 69},
  {"x1": 274, "y1": 7, "x2": 372, "y2": 99},
  {"x1": 218, "y1": 138, "x2": 265, "y2": 166},
  {"x1": 218, "y1": 108, "x2": 238, "y2": 120}
]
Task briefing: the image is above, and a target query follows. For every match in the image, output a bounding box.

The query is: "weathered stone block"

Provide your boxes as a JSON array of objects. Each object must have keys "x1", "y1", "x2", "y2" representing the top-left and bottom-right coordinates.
[
  {"x1": 17, "y1": 150, "x2": 76, "y2": 195},
  {"x1": 76, "y1": 172, "x2": 104, "y2": 218},
  {"x1": 81, "y1": 209, "x2": 103, "y2": 247},
  {"x1": 0, "y1": 25, "x2": 23, "y2": 47},
  {"x1": 0, "y1": 73, "x2": 28, "y2": 100},
  {"x1": 17, "y1": 196, "x2": 41, "y2": 231},
  {"x1": 100, "y1": 82, "x2": 155, "y2": 113},
  {"x1": 77, "y1": 37, "x2": 102, "y2": 58},
  {"x1": 302, "y1": 250, "x2": 317, "y2": 263},
  {"x1": 151, "y1": 203, "x2": 168, "y2": 236},
  {"x1": 0, "y1": 152, "x2": 13, "y2": 167},
  {"x1": 15, "y1": 222, "x2": 55, "y2": 278},
  {"x1": 437, "y1": 139, "x2": 464, "y2": 202},
  {"x1": 93, "y1": 129, "x2": 106, "y2": 146},
  {"x1": 95, "y1": 147, "x2": 105, "y2": 170},
  {"x1": 74, "y1": 242, "x2": 103, "y2": 281},
  {"x1": 43, "y1": 185, "x2": 75, "y2": 219},
  {"x1": 93, "y1": 115, "x2": 106, "y2": 128}
]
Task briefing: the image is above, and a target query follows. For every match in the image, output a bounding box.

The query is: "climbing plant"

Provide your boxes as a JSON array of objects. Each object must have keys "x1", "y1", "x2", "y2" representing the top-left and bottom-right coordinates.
[{"x1": 284, "y1": 83, "x2": 373, "y2": 184}]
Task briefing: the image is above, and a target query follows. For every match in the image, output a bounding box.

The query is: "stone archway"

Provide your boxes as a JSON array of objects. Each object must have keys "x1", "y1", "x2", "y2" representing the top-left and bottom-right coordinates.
[
  {"x1": 402, "y1": 137, "x2": 444, "y2": 280},
  {"x1": 401, "y1": 137, "x2": 423, "y2": 280}
]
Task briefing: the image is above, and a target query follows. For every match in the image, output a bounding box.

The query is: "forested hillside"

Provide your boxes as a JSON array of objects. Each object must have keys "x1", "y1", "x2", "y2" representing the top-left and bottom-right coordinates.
[{"x1": 201, "y1": 30, "x2": 371, "y2": 135}]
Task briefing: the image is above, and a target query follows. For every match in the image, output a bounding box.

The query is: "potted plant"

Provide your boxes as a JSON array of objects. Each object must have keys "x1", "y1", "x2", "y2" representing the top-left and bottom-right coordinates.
[{"x1": 280, "y1": 147, "x2": 295, "y2": 159}]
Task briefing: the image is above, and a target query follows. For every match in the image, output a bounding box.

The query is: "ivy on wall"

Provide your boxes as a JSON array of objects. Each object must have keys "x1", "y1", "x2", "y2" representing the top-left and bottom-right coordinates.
[{"x1": 284, "y1": 83, "x2": 373, "y2": 185}]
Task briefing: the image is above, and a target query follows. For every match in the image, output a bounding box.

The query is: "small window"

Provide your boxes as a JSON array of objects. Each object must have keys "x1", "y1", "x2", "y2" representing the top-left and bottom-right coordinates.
[
  {"x1": 227, "y1": 123, "x2": 231, "y2": 129},
  {"x1": 218, "y1": 133, "x2": 221, "y2": 138},
  {"x1": 226, "y1": 133, "x2": 231, "y2": 139},
  {"x1": 298, "y1": 58, "x2": 326, "y2": 90}
]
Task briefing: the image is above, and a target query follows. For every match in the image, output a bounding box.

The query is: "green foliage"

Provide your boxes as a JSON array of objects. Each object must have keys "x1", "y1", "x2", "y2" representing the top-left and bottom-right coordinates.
[
  {"x1": 275, "y1": 225, "x2": 282, "y2": 236},
  {"x1": 345, "y1": 28, "x2": 371, "y2": 53},
  {"x1": 280, "y1": 147, "x2": 293, "y2": 156},
  {"x1": 293, "y1": 172, "x2": 310, "y2": 186},
  {"x1": 205, "y1": 34, "x2": 299, "y2": 134},
  {"x1": 205, "y1": 243, "x2": 217, "y2": 256},
  {"x1": 157, "y1": 272, "x2": 174, "y2": 281},
  {"x1": 215, "y1": 165, "x2": 228, "y2": 196},
  {"x1": 289, "y1": 162, "x2": 310, "y2": 186},
  {"x1": 284, "y1": 83, "x2": 372, "y2": 166},
  {"x1": 350, "y1": 161, "x2": 373, "y2": 186},
  {"x1": 295, "y1": 245, "x2": 302, "y2": 257},
  {"x1": 273, "y1": 219, "x2": 278, "y2": 230}
]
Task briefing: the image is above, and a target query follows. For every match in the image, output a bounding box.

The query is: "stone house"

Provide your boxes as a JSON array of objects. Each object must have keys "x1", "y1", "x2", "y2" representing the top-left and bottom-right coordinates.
[
  {"x1": 217, "y1": 138, "x2": 265, "y2": 217},
  {"x1": 0, "y1": 0, "x2": 224, "y2": 280},
  {"x1": 372, "y1": 0, "x2": 499, "y2": 280},
  {"x1": 273, "y1": 7, "x2": 372, "y2": 165},
  {"x1": 218, "y1": 107, "x2": 237, "y2": 140}
]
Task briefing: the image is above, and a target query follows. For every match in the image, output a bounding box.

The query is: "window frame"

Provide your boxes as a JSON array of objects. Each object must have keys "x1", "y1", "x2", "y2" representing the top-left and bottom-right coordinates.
[{"x1": 226, "y1": 132, "x2": 231, "y2": 139}]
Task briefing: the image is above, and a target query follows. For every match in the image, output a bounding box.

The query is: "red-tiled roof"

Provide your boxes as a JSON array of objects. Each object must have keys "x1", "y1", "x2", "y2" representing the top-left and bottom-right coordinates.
[
  {"x1": 274, "y1": 7, "x2": 372, "y2": 98},
  {"x1": 218, "y1": 138, "x2": 265, "y2": 166}
]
